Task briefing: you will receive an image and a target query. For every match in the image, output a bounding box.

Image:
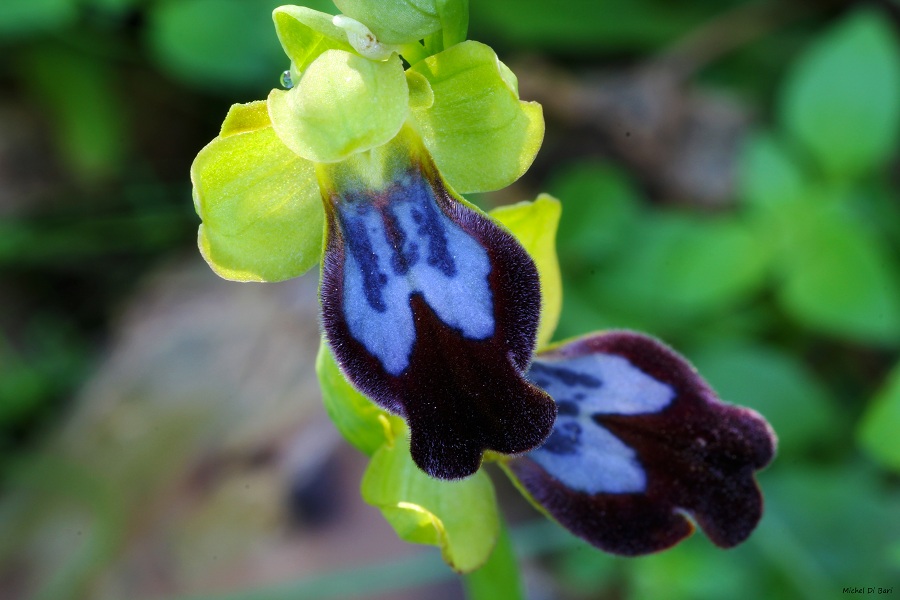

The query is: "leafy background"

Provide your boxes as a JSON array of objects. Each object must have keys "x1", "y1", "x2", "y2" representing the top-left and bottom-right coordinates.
[{"x1": 1, "y1": 0, "x2": 899, "y2": 599}]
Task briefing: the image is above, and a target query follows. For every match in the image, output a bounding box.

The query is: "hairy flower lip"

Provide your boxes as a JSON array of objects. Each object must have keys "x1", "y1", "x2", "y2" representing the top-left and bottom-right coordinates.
[
  {"x1": 319, "y1": 128, "x2": 556, "y2": 480},
  {"x1": 505, "y1": 331, "x2": 777, "y2": 555}
]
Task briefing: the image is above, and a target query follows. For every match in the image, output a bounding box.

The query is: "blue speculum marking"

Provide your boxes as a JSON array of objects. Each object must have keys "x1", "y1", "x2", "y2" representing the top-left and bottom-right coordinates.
[
  {"x1": 527, "y1": 353, "x2": 675, "y2": 494},
  {"x1": 338, "y1": 171, "x2": 495, "y2": 376}
]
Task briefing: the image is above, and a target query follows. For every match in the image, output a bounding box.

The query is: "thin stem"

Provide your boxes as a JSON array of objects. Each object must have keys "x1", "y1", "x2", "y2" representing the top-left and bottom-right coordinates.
[{"x1": 463, "y1": 518, "x2": 525, "y2": 600}]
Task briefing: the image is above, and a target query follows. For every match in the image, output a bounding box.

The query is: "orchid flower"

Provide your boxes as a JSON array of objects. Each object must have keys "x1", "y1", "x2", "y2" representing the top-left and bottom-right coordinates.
[
  {"x1": 191, "y1": 2, "x2": 552, "y2": 480},
  {"x1": 190, "y1": 0, "x2": 776, "y2": 571}
]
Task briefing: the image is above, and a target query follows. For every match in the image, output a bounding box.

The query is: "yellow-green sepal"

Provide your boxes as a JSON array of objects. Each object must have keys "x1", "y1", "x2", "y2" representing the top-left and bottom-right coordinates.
[
  {"x1": 408, "y1": 40, "x2": 544, "y2": 194},
  {"x1": 361, "y1": 420, "x2": 500, "y2": 573},
  {"x1": 268, "y1": 50, "x2": 408, "y2": 163},
  {"x1": 191, "y1": 101, "x2": 323, "y2": 282},
  {"x1": 490, "y1": 194, "x2": 562, "y2": 350},
  {"x1": 333, "y1": 0, "x2": 468, "y2": 46},
  {"x1": 272, "y1": 6, "x2": 354, "y2": 73},
  {"x1": 316, "y1": 338, "x2": 393, "y2": 456}
]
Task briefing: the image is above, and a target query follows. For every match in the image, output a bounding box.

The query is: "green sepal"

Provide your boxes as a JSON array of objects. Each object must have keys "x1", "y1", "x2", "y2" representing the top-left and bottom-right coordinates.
[
  {"x1": 334, "y1": 0, "x2": 469, "y2": 46},
  {"x1": 268, "y1": 50, "x2": 408, "y2": 163},
  {"x1": 191, "y1": 101, "x2": 323, "y2": 282},
  {"x1": 361, "y1": 421, "x2": 500, "y2": 573},
  {"x1": 272, "y1": 5, "x2": 354, "y2": 73},
  {"x1": 489, "y1": 194, "x2": 562, "y2": 349},
  {"x1": 408, "y1": 40, "x2": 544, "y2": 193},
  {"x1": 316, "y1": 338, "x2": 394, "y2": 456}
]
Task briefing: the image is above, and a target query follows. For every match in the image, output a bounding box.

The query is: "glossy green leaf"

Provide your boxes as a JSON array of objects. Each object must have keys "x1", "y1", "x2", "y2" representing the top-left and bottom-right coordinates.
[
  {"x1": 273, "y1": 5, "x2": 353, "y2": 72},
  {"x1": 191, "y1": 101, "x2": 323, "y2": 282},
  {"x1": 780, "y1": 10, "x2": 900, "y2": 179},
  {"x1": 268, "y1": 50, "x2": 408, "y2": 163},
  {"x1": 691, "y1": 342, "x2": 840, "y2": 457},
  {"x1": 858, "y1": 361, "x2": 900, "y2": 471},
  {"x1": 361, "y1": 422, "x2": 499, "y2": 573},
  {"x1": 777, "y1": 200, "x2": 900, "y2": 344},
  {"x1": 334, "y1": 0, "x2": 467, "y2": 45},
  {"x1": 408, "y1": 41, "x2": 544, "y2": 194},
  {"x1": 490, "y1": 195, "x2": 562, "y2": 349},
  {"x1": 316, "y1": 338, "x2": 391, "y2": 456}
]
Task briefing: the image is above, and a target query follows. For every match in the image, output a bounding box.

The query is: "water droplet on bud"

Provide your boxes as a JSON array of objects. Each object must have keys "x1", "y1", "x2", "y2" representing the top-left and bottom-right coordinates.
[{"x1": 280, "y1": 70, "x2": 293, "y2": 89}]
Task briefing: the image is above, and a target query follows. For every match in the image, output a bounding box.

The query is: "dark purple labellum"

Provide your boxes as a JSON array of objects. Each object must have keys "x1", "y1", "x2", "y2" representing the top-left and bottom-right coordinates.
[
  {"x1": 508, "y1": 331, "x2": 776, "y2": 556},
  {"x1": 319, "y1": 131, "x2": 556, "y2": 480}
]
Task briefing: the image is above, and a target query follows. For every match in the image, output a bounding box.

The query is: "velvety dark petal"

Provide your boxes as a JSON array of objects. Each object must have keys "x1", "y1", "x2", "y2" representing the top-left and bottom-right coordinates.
[
  {"x1": 507, "y1": 331, "x2": 776, "y2": 555},
  {"x1": 319, "y1": 128, "x2": 555, "y2": 480}
]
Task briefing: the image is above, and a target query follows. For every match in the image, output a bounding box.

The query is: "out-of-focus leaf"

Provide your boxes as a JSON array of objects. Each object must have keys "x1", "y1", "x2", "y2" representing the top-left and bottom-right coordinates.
[
  {"x1": 361, "y1": 422, "x2": 499, "y2": 573},
  {"x1": 759, "y1": 465, "x2": 900, "y2": 588},
  {"x1": 469, "y1": 0, "x2": 734, "y2": 52},
  {"x1": 857, "y1": 361, "x2": 900, "y2": 471},
  {"x1": 20, "y1": 48, "x2": 127, "y2": 182},
  {"x1": 268, "y1": 50, "x2": 408, "y2": 163},
  {"x1": 776, "y1": 199, "x2": 900, "y2": 344},
  {"x1": 316, "y1": 339, "x2": 391, "y2": 456},
  {"x1": 597, "y1": 214, "x2": 769, "y2": 323},
  {"x1": 0, "y1": 0, "x2": 75, "y2": 39},
  {"x1": 628, "y1": 536, "x2": 759, "y2": 600},
  {"x1": 779, "y1": 10, "x2": 900, "y2": 179},
  {"x1": 408, "y1": 41, "x2": 544, "y2": 194},
  {"x1": 548, "y1": 162, "x2": 641, "y2": 266},
  {"x1": 739, "y1": 132, "x2": 809, "y2": 212},
  {"x1": 489, "y1": 195, "x2": 562, "y2": 349},
  {"x1": 191, "y1": 101, "x2": 324, "y2": 282},
  {"x1": 148, "y1": 0, "x2": 286, "y2": 91},
  {"x1": 690, "y1": 342, "x2": 840, "y2": 457}
]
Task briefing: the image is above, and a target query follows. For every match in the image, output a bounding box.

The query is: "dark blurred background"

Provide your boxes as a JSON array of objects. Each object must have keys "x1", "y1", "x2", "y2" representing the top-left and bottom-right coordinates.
[{"x1": 1, "y1": 0, "x2": 899, "y2": 599}]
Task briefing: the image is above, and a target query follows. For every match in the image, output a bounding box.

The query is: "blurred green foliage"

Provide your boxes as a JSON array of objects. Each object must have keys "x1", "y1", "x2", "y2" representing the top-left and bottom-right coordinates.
[{"x1": 1, "y1": 0, "x2": 899, "y2": 598}]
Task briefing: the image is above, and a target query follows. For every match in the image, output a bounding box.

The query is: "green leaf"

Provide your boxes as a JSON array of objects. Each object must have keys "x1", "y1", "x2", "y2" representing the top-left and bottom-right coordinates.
[
  {"x1": 489, "y1": 195, "x2": 562, "y2": 349},
  {"x1": 316, "y1": 338, "x2": 391, "y2": 456},
  {"x1": 408, "y1": 40, "x2": 544, "y2": 194},
  {"x1": 690, "y1": 342, "x2": 841, "y2": 457},
  {"x1": 776, "y1": 200, "x2": 900, "y2": 344},
  {"x1": 858, "y1": 361, "x2": 900, "y2": 471},
  {"x1": 462, "y1": 520, "x2": 524, "y2": 600},
  {"x1": 361, "y1": 422, "x2": 500, "y2": 573},
  {"x1": 333, "y1": 0, "x2": 468, "y2": 45},
  {"x1": 739, "y1": 132, "x2": 809, "y2": 212},
  {"x1": 469, "y1": 0, "x2": 726, "y2": 52},
  {"x1": 21, "y1": 47, "x2": 127, "y2": 182},
  {"x1": 779, "y1": 9, "x2": 900, "y2": 179},
  {"x1": 191, "y1": 101, "x2": 324, "y2": 282},
  {"x1": 268, "y1": 50, "x2": 408, "y2": 163},
  {"x1": 0, "y1": 0, "x2": 75, "y2": 39},
  {"x1": 547, "y1": 161, "x2": 642, "y2": 264},
  {"x1": 597, "y1": 214, "x2": 769, "y2": 323},
  {"x1": 272, "y1": 5, "x2": 354, "y2": 72},
  {"x1": 148, "y1": 0, "x2": 287, "y2": 91}
]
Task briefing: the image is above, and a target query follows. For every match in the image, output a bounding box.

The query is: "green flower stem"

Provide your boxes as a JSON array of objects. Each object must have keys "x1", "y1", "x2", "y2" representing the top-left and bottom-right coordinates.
[{"x1": 462, "y1": 518, "x2": 524, "y2": 600}]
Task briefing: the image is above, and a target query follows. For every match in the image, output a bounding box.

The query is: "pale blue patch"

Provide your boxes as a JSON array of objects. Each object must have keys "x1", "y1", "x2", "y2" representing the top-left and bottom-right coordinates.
[
  {"x1": 528, "y1": 353, "x2": 675, "y2": 494},
  {"x1": 339, "y1": 178, "x2": 493, "y2": 376}
]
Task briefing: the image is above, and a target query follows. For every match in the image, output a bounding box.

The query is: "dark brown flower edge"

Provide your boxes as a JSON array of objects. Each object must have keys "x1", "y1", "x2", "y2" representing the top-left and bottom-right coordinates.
[{"x1": 507, "y1": 331, "x2": 777, "y2": 555}]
